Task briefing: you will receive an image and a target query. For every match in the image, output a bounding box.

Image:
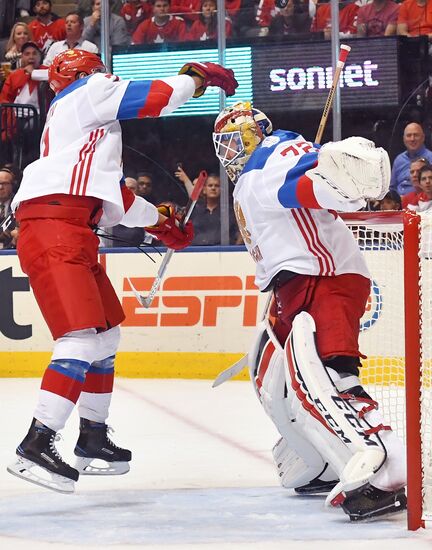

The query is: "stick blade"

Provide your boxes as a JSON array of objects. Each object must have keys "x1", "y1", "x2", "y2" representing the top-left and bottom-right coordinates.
[{"x1": 212, "y1": 355, "x2": 249, "y2": 387}]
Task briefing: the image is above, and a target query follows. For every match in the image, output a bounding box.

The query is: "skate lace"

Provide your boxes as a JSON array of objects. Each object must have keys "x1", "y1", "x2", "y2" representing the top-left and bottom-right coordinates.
[
  {"x1": 49, "y1": 433, "x2": 68, "y2": 464},
  {"x1": 105, "y1": 425, "x2": 122, "y2": 450}
]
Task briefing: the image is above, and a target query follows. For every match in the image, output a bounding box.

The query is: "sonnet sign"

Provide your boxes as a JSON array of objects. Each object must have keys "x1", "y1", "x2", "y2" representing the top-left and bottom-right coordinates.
[{"x1": 252, "y1": 37, "x2": 399, "y2": 111}]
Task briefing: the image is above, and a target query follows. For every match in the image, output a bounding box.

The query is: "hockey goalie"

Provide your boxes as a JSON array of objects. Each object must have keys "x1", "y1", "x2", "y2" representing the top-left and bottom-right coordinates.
[{"x1": 212, "y1": 101, "x2": 407, "y2": 521}]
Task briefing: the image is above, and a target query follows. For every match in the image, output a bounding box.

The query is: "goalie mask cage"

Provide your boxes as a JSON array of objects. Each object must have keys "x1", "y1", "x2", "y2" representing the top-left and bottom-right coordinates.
[{"x1": 342, "y1": 210, "x2": 432, "y2": 530}]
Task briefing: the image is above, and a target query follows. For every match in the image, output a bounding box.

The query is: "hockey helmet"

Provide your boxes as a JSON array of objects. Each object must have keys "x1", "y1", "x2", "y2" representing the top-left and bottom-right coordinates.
[
  {"x1": 48, "y1": 49, "x2": 106, "y2": 94},
  {"x1": 213, "y1": 101, "x2": 273, "y2": 184}
]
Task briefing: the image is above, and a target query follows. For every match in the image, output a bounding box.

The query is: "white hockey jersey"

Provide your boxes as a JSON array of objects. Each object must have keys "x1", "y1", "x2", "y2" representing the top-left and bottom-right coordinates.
[
  {"x1": 12, "y1": 72, "x2": 196, "y2": 227},
  {"x1": 233, "y1": 130, "x2": 370, "y2": 290}
]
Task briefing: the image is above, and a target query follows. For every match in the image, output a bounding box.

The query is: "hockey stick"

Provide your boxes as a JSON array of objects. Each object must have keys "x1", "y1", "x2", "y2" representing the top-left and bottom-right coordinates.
[
  {"x1": 314, "y1": 44, "x2": 351, "y2": 145},
  {"x1": 128, "y1": 170, "x2": 207, "y2": 308},
  {"x1": 213, "y1": 45, "x2": 351, "y2": 388}
]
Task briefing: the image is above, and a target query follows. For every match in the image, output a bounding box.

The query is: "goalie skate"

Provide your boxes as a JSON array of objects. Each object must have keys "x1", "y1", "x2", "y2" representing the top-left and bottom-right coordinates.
[
  {"x1": 74, "y1": 418, "x2": 131, "y2": 475},
  {"x1": 7, "y1": 418, "x2": 78, "y2": 494},
  {"x1": 340, "y1": 484, "x2": 407, "y2": 522}
]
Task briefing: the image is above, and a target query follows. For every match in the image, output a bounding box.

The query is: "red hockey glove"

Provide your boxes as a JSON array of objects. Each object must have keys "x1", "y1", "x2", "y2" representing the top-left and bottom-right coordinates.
[
  {"x1": 179, "y1": 61, "x2": 238, "y2": 98},
  {"x1": 145, "y1": 203, "x2": 194, "y2": 250}
]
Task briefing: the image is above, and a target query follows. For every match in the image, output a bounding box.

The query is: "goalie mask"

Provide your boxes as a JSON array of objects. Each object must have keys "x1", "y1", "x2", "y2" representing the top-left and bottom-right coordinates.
[{"x1": 213, "y1": 102, "x2": 273, "y2": 184}]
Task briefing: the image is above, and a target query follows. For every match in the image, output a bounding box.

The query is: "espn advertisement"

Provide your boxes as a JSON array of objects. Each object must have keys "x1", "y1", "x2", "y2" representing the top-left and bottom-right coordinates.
[
  {"x1": 0, "y1": 248, "x2": 403, "y2": 381},
  {"x1": 251, "y1": 37, "x2": 400, "y2": 112}
]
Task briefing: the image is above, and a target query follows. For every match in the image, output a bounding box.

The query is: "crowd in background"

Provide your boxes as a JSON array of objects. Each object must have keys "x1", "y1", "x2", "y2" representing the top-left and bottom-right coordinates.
[{"x1": 1, "y1": 0, "x2": 432, "y2": 250}]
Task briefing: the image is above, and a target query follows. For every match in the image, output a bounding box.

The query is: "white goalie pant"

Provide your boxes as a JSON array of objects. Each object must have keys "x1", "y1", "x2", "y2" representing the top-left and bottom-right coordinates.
[
  {"x1": 250, "y1": 313, "x2": 406, "y2": 500},
  {"x1": 284, "y1": 312, "x2": 406, "y2": 503}
]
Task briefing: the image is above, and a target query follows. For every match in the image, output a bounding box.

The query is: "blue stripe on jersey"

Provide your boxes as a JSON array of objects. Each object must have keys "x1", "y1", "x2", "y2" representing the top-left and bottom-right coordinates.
[
  {"x1": 277, "y1": 151, "x2": 319, "y2": 208},
  {"x1": 242, "y1": 130, "x2": 303, "y2": 175},
  {"x1": 117, "y1": 80, "x2": 152, "y2": 120},
  {"x1": 50, "y1": 75, "x2": 92, "y2": 107}
]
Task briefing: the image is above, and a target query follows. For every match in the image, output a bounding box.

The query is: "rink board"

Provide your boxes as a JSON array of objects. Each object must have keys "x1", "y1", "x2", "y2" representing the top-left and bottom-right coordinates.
[{"x1": 0, "y1": 248, "x2": 404, "y2": 379}]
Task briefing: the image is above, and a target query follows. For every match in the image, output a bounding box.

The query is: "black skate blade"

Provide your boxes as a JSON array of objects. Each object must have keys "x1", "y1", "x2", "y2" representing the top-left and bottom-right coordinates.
[{"x1": 295, "y1": 478, "x2": 338, "y2": 495}]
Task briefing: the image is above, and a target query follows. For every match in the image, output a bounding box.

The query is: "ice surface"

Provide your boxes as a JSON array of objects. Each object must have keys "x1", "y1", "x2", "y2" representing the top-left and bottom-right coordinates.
[{"x1": 0, "y1": 378, "x2": 431, "y2": 550}]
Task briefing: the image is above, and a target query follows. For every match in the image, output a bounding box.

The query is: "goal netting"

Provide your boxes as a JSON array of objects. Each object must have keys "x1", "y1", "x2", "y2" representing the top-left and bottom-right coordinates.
[{"x1": 343, "y1": 211, "x2": 432, "y2": 530}]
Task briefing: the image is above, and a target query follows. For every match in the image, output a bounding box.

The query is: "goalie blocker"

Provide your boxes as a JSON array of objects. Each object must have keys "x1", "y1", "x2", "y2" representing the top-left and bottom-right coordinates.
[{"x1": 249, "y1": 312, "x2": 406, "y2": 521}]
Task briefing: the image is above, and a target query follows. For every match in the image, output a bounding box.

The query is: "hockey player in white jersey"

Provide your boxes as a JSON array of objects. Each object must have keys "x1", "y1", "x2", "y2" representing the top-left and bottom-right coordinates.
[
  {"x1": 213, "y1": 101, "x2": 406, "y2": 521},
  {"x1": 7, "y1": 49, "x2": 238, "y2": 493}
]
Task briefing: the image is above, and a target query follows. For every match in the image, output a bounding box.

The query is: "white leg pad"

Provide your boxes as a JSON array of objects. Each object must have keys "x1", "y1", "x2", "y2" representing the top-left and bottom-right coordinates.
[
  {"x1": 285, "y1": 312, "x2": 388, "y2": 501},
  {"x1": 250, "y1": 319, "x2": 331, "y2": 488}
]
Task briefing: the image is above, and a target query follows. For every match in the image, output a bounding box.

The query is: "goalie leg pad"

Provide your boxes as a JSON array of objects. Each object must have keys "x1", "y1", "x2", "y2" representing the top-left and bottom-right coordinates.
[
  {"x1": 285, "y1": 312, "x2": 389, "y2": 500},
  {"x1": 250, "y1": 319, "x2": 331, "y2": 489}
]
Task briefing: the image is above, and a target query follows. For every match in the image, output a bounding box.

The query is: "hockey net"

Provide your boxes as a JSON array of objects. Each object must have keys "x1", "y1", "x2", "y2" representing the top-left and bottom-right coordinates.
[{"x1": 342, "y1": 211, "x2": 432, "y2": 530}]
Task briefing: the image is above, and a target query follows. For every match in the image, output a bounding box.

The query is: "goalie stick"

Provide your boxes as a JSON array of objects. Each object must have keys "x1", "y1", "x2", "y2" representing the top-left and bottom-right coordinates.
[
  {"x1": 212, "y1": 44, "x2": 351, "y2": 388},
  {"x1": 128, "y1": 170, "x2": 207, "y2": 308}
]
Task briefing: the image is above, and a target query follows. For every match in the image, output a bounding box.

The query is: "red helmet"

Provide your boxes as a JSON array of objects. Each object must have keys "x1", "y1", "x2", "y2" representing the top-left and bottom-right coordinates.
[{"x1": 48, "y1": 49, "x2": 106, "y2": 94}]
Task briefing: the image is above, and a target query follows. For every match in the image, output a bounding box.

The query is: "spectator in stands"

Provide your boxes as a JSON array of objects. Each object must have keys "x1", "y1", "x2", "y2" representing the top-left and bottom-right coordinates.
[
  {"x1": 356, "y1": 0, "x2": 399, "y2": 37},
  {"x1": 0, "y1": 42, "x2": 45, "y2": 113},
  {"x1": 132, "y1": 0, "x2": 188, "y2": 44},
  {"x1": 135, "y1": 172, "x2": 159, "y2": 204},
  {"x1": 29, "y1": 0, "x2": 66, "y2": 53},
  {"x1": 171, "y1": 0, "x2": 200, "y2": 23},
  {"x1": 78, "y1": 0, "x2": 124, "y2": 17},
  {"x1": 176, "y1": 168, "x2": 238, "y2": 245},
  {"x1": 234, "y1": 0, "x2": 277, "y2": 38},
  {"x1": 379, "y1": 190, "x2": 402, "y2": 210},
  {"x1": 188, "y1": 0, "x2": 232, "y2": 41},
  {"x1": 226, "y1": 0, "x2": 241, "y2": 19},
  {"x1": 390, "y1": 122, "x2": 432, "y2": 196},
  {"x1": 311, "y1": 0, "x2": 358, "y2": 39},
  {"x1": 3, "y1": 23, "x2": 33, "y2": 71},
  {"x1": 407, "y1": 164, "x2": 432, "y2": 212},
  {"x1": 121, "y1": 0, "x2": 152, "y2": 34},
  {"x1": 397, "y1": 0, "x2": 432, "y2": 38},
  {"x1": 44, "y1": 12, "x2": 98, "y2": 66},
  {"x1": 269, "y1": 0, "x2": 310, "y2": 37},
  {"x1": 16, "y1": 1, "x2": 31, "y2": 19},
  {"x1": 0, "y1": 167, "x2": 18, "y2": 250},
  {"x1": 401, "y1": 157, "x2": 427, "y2": 207},
  {"x1": 82, "y1": 0, "x2": 130, "y2": 49}
]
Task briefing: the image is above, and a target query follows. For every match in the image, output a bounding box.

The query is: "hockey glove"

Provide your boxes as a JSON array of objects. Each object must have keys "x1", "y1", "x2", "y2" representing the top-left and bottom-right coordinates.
[
  {"x1": 145, "y1": 203, "x2": 194, "y2": 250},
  {"x1": 179, "y1": 61, "x2": 238, "y2": 98}
]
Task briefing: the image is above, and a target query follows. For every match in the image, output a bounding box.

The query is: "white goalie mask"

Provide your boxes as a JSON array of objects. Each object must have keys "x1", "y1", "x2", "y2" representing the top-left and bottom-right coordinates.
[{"x1": 213, "y1": 101, "x2": 273, "y2": 184}]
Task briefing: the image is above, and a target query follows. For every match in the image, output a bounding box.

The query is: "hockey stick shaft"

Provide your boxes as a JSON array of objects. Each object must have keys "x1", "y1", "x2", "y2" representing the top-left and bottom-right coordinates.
[
  {"x1": 314, "y1": 44, "x2": 351, "y2": 145},
  {"x1": 136, "y1": 170, "x2": 208, "y2": 308}
]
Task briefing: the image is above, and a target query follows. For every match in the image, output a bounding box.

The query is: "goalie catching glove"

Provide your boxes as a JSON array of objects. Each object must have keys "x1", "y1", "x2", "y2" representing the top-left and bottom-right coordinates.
[
  {"x1": 145, "y1": 203, "x2": 194, "y2": 250},
  {"x1": 179, "y1": 61, "x2": 238, "y2": 98},
  {"x1": 307, "y1": 137, "x2": 391, "y2": 202}
]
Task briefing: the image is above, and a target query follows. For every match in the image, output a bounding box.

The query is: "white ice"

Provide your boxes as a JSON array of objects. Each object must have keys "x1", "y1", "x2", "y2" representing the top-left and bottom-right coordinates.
[{"x1": 0, "y1": 378, "x2": 431, "y2": 550}]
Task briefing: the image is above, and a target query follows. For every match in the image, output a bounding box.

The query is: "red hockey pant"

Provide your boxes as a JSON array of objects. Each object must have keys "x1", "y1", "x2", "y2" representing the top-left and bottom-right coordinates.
[
  {"x1": 271, "y1": 273, "x2": 370, "y2": 359},
  {"x1": 16, "y1": 198, "x2": 125, "y2": 340}
]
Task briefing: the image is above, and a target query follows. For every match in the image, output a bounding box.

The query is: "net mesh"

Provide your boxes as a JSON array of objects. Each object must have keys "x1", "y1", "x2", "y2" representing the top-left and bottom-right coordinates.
[{"x1": 344, "y1": 212, "x2": 432, "y2": 523}]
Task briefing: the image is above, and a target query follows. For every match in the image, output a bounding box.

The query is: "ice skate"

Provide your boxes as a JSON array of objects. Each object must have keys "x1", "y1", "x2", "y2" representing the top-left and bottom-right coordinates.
[
  {"x1": 340, "y1": 483, "x2": 407, "y2": 522},
  {"x1": 295, "y1": 475, "x2": 338, "y2": 495},
  {"x1": 7, "y1": 418, "x2": 79, "y2": 494},
  {"x1": 74, "y1": 418, "x2": 132, "y2": 475}
]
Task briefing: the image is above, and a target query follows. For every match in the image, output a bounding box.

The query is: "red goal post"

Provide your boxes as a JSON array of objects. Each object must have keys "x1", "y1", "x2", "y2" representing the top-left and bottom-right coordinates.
[{"x1": 341, "y1": 210, "x2": 432, "y2": 530}]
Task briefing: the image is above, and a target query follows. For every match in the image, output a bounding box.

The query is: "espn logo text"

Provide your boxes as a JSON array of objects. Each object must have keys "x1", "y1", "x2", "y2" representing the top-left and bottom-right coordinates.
[{"x1": 122, "y1": 275, "x2": 259, "y2": 327}]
